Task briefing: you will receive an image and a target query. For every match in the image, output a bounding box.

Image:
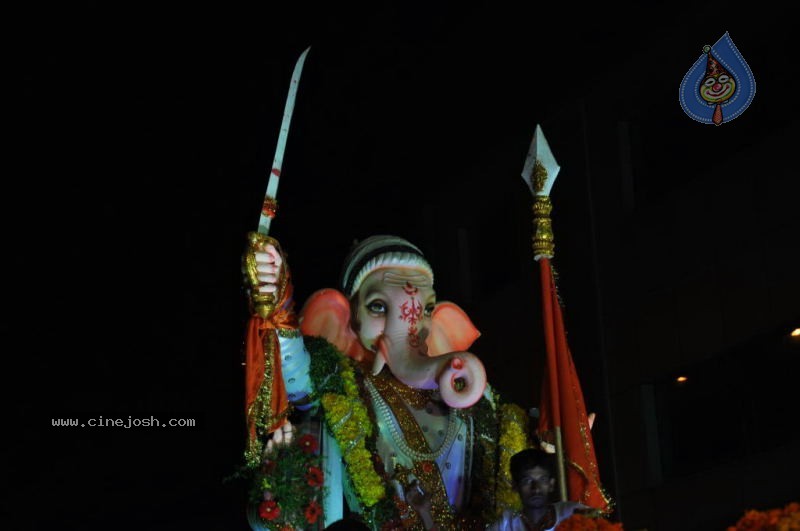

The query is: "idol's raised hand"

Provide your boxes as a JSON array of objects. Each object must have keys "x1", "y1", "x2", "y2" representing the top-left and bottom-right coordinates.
[
  {"x1": 253, "y1": 243, "x2": 283, "y2": 294},
  {"x1": 243, "y1": 233, "x2": 288, "y2": 318}
]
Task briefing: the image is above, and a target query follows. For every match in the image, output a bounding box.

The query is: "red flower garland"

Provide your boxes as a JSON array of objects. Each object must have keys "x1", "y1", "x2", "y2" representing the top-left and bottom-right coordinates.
[
  {"x1": 305, "y1": 500, "x2": 322, "y2": 524},
  {"x1": 298, "y1": 433, "x2": 319, "y2": 455},
  {"x1": 306, "y1": 466, "x2": 324, "y2": 487},
  {"x1": 558, "y1": 513, "x2": 623, "y2": 530},
  {"x1": 727, "y1": 502, "x2": 799, "y2": 530},
  {"x1": 258, "y1": 500, "x2": 281, "y2": 521},
  {"x1": 250, "y1": 431, "x2": 324, "y2": 529}
]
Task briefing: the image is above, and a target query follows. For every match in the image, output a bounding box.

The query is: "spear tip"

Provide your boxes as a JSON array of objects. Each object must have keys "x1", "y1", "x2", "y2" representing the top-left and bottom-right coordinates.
[{"x1": 520, "y1": 124, "x2": 561, "y2": 197}]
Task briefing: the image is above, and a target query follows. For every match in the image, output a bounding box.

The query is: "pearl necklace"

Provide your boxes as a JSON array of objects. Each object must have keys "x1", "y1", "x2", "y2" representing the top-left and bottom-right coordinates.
[{"x1": 365, "y1": 376, "x2": 461, "y2": 462}]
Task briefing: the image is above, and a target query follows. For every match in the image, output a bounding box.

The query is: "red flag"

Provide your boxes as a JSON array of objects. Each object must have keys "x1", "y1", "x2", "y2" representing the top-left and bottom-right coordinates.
[{"x1": 537, "y1": 258, "x2": 611, "y2": 512}]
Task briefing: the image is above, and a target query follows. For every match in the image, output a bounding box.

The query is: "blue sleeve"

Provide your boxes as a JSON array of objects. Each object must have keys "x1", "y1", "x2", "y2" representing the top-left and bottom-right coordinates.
[{"x1": 278, "y1": 334, "x2": 314, "y2": 410}]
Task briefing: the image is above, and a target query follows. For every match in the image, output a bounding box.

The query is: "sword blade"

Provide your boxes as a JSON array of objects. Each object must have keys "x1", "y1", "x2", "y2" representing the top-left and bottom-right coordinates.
[{"x1": 258, "y1": 46, "x2": 311, "y2": 235}]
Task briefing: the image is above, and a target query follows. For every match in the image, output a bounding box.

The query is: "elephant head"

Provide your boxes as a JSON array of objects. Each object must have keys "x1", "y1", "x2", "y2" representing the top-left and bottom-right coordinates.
[{"x1": 299, "y1": 236, "x2": 486, "y2": 409}]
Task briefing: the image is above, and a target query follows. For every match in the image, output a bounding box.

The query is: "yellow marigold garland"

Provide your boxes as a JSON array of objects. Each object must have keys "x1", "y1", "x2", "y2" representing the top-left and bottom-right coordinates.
[
  {"x1": 320, "y1": 355, "x2": 386, "y2": 508},
  {"x1": 495, "y1": 402, "x2": 532, "y2": 517},
  {"x1": 472, "y1": 386, "x2": 501, "y2": 524}
]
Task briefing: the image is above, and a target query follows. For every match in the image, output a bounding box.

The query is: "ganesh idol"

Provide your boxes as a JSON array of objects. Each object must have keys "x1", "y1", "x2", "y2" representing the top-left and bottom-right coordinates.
[{"x1": 241, "y1": 233, "x2": 532, "y2": 530}]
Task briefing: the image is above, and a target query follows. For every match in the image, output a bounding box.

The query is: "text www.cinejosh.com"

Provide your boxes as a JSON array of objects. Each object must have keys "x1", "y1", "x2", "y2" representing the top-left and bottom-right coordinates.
[{"x1": 51, "y1": 416, "x2": 196, "y2": 428}]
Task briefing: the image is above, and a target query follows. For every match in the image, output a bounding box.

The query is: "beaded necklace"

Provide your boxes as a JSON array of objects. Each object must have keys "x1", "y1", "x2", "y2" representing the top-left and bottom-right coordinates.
[{"x1": 365, "y1": 373, "x2": 461, "y2": 462}]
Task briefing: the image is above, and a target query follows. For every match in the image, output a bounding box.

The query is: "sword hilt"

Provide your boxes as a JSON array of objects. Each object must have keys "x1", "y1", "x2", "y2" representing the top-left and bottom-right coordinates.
[{"x1": 244, "y1": 232, "x2": 279, "y2": 318}]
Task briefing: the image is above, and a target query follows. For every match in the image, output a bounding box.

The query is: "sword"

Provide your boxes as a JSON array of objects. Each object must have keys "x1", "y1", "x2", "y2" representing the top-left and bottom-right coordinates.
[
  {"x1": 257, "y1": 46, "x2": 311, "y2": 235},
  {"x1": 243, "y1": 49, "x2": 311, "y2": 458}
]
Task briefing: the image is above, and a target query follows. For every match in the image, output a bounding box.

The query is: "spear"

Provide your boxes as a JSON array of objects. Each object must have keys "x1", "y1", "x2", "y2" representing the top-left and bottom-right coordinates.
[
  {"x1": 521, "y1": 124, "x2": 568, "y2": 502},
  {"x1": 521, "y1": 125, "x2": 611, "y2": 511}
]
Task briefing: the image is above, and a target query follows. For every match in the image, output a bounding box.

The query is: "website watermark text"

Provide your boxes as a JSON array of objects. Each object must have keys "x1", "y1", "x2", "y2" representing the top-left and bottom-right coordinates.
[{"x1": 51, "y1": 416, "x2": 196, "y2": 428}]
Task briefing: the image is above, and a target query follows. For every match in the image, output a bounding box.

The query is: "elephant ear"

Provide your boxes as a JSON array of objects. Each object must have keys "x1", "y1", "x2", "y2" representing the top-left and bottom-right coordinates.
[
  {"x1": 427, "y1": 301, "x2": 481, "y2": 356},
  {"x1": 299, "y1": 288, "x2": 372, "y2": 362}
]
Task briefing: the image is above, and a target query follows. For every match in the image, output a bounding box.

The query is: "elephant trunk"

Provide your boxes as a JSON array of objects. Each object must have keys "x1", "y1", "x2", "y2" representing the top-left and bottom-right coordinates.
[
  {"x1": 374, "y1": 335, "x2": 487, "y2": 409},
  {"x1": 435, "y1": 351, "x2": 487, "y2": 408}
]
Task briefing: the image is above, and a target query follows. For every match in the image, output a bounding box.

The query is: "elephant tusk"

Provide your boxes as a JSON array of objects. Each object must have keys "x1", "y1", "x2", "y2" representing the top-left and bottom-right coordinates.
[
  {"x1": 372, "y1": 335, "x2": 390, "y2": 376},
  {"x1": 372, "y1": 354, "x2": 386, "y2": 376}
]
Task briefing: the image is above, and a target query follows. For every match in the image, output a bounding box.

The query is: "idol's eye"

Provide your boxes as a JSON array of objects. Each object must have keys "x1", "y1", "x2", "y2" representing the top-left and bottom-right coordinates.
[
  {"x1": 366, "y1": 300, "x2": 387, "y2": 315},
  {"x1": 704, "y1": 77, "x2": 716, "y2": 86},
  {"x1": 424, "y1": 303, "x2": 435, "y2": 317},
  {"x1": 718, "y1": 74, "x2": 729, "y2": 83}
]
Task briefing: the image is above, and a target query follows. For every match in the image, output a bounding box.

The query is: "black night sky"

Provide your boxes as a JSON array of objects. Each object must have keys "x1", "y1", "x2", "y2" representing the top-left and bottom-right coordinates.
[{"x1": 7, "y1": 3, "x2": 799, "y2": 530}]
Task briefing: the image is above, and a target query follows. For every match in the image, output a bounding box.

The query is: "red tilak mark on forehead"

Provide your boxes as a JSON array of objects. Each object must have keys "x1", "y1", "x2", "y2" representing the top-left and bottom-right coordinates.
[
  {"x1": 400, "y1": 298, "x2": 423, "y2": 349},
  {"x1": 403, "y1": 282, "x2": 419, "y2": 296},
  {"x1": 399, "y1": 299, "x2": 423, "y2": 326}
]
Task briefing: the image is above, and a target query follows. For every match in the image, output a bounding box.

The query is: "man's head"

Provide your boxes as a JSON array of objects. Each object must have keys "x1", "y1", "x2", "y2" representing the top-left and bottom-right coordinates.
[{"x1": 510, "y1": 448, "x2": 557, "y2": 509}]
